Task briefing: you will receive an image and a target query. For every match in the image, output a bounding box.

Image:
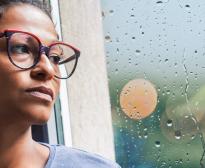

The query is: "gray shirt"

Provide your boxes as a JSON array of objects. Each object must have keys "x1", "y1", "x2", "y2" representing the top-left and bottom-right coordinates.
[{"x1": 42, "y1": 143, "x2": 121, "y2": 168}]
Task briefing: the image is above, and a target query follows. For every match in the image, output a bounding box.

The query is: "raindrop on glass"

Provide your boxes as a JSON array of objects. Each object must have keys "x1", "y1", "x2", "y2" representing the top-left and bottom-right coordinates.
[
  {"x1": 116, "y1": 48, "x2": 119, "y2": 53},
  {"x1": 155, "y1": 141, "x2": 161, "y2": 147},
  {"x1": 101, "y1": 11, "x2": 105, "y2": 18},
  {"x1": 115, "y1": 59, "x2": 118, "y2": 64},
  {"x1": 164, "y1": 58, "x2": 169, "y2": 62},
  {"x1": 109, "y1": 9, "x2": 114, "y2": 14},
  {"x1": 105, "y1": 35, "x2": 112, "y2": 42},
  {"x1": 156, "y1": 1, "x2": 163, "y2": 3},
  {"x1": 185, "y1": 4, "x2": 191, "y2": 12},
  {"x1": 167, "y1": 119, "x2": 173, "y2": 127},
  {"x1": 144, "y1": 132, "x2": 148, "y2": 139},
  {"x1": 191, "y1": 135, "x2": 195, "y2": 140},
  {"x1": 166, "y1": 90, "x2": 170, "y2": 95},
  {"x1": 135, "y1": 50, "x2": 141, "y2": 55},
  {"x1": 185, "y1": 4, "x2": 190, "y2": 8},
  {"x1": 175, "y1": 130, "x2": 182, "y2": 140}
]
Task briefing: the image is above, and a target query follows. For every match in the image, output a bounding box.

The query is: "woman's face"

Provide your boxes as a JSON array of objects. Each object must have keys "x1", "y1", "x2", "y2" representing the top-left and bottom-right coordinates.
[{"x1": 0, "y1": 4, "x2": 60, "y2": 125}]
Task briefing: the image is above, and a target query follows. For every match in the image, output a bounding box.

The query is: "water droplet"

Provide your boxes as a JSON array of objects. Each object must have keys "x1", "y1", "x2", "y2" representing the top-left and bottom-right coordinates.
[
  {"x1": 167, "y1": 119, "x2": 173, "y2": 127},
  {"x1": 166, "y1": 90, "x2": 170, "y2": 95},
  {"x1": 155, "y1": 141, "x2": 161, "y2": 147},
  {"x1": 156, "y1": 1, "x2": 163, "y2": 4},
  {"x1": 144, "y1": 132, "x2": 148, "y2": 139},
  {"x1": 105, "y1": 35, "x2": 112, "y2": 42},
  {"x1": 135, "y1": 50, "x2": 141, "y2": 55},
  {"x1": 115, "y1": 68, "x2": 119, "y2": 74},
  {"x1": 165, "y1": 58, "x2": 169, "y2": 62},
  {"x1": 109, "y1": 9, "x2": 114, "y2": 14},
  {"x1": 191, "y1": 134, "x2": 195, "y2": 140},
  {"x1": 179, "y1": 159, "x2": 183, "y2": 164},
  {"x1": 116, "y1": 48, "x2": 119, "y2": 53},
  {"x1": 115, "y1": 59, "x2": 118, "y2": 63},
  {"x1": 185, "y1": 4, "x2": 191, "y2": 12},
  {"x1": 175, "y1": 130, "x2": 182, "y2": 140},
  {"x1": 101, "y1": 11, "x2": 105, "y2": 18},
  {"x1": 185, "y1": 4, "x2": 190, "y2": 8}
]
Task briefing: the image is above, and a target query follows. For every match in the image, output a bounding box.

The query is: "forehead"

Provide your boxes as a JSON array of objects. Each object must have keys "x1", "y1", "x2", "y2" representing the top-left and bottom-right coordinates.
[{"x1": 0, "y1": 4, "x2": 58, "y2": 44}]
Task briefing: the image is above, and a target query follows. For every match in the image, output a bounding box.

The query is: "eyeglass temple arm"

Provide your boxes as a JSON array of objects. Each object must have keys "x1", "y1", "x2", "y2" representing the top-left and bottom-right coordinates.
[{"x1": 59, "y1": 52, "x2": 80, "y2": 65}]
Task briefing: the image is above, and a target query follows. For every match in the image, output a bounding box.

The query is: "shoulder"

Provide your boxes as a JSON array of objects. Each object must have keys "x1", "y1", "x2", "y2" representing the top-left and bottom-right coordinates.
[{"x1": 47, "y1": 144, "x2": 121, "y2": 168}]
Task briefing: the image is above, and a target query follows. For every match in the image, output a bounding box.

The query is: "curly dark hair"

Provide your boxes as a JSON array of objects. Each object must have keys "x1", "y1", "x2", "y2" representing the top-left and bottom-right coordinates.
[{"x1": 0, "y1": 0, "x2": 51, "y2": 19}]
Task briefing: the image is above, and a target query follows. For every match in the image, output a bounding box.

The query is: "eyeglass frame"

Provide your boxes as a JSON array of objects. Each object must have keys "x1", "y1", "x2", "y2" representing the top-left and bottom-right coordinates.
[{"x1": 0, "y1": 29, "x2": 81, "y2": 79}]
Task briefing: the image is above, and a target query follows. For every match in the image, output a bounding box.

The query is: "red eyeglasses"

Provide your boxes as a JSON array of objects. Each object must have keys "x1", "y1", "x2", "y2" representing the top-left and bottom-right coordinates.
[{"x1": 0, "y1": 29, "x2": 80, "y2": 79}]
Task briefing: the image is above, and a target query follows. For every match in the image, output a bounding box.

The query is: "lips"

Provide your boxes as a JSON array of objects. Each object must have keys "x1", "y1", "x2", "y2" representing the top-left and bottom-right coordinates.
[{"x1": 25, "y1": 86, "x2": 54, "y2": 101}]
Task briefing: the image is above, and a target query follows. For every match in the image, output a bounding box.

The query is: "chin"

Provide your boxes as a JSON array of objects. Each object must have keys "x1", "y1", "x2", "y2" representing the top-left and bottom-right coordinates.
[
  {"x1": 21, "y1": 105, "x2": 52, "y2": 125},
  {"x1": 31, "y1": 114, "x2": 50, "y2": 125}
]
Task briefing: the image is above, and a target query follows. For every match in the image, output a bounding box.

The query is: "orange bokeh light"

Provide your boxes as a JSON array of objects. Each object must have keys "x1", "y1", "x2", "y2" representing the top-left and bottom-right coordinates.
[{"x1": 120, "y1": 79, "x2": 158, "y2": 120}]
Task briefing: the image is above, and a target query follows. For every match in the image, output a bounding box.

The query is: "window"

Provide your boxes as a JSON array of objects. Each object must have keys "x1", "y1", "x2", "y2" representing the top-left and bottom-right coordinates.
[{"x1": 102, "y1": 0, "x2": 205, "y2": 167}]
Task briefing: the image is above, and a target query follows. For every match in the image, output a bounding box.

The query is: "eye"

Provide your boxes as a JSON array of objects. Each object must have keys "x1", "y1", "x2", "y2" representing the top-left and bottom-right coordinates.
[
  {"x1": 10, "y1": 44, "x2": 30, "y2": 54},
  {"x1": 49, "y1": 54, "x2": 62, "y2": 64}
]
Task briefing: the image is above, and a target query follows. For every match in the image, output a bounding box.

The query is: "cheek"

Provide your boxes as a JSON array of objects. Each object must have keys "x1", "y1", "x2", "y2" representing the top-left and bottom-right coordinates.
[
  {"x1": 0, "y1": 71, "x2": 28, "y2": 90},
  {"x1": 0, "y1": 63, "x2": 30, "y2": 109},
  {"x1": 0, "y1": 54, "x2": 25, "y2": 85},
  {"x1": 0, "y1": 73, "x2": 16, "y2": 96},
  {"x1": 0, "y1": 71, "x2": 28, "y2": 107},
  {"x1": 0, "y1": 79, "x2": 20, "y2": 120}
]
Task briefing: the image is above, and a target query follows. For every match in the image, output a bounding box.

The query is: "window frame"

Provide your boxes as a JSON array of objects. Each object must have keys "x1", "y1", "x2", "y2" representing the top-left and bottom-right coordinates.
[{"x1": 47, "y1": 0, "x2": 73, "y2": 147}]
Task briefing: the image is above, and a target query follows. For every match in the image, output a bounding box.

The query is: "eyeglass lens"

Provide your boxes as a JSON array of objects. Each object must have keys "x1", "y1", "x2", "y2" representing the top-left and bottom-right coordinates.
[{"x1": 8, "y1": 32, "x2": 77, "y2": 79}]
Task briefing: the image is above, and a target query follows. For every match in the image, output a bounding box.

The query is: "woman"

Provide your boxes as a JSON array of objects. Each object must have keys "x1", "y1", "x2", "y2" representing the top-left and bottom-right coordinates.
[{"x1": 0, "y1": 0, "x2": 120, "y2": 167}]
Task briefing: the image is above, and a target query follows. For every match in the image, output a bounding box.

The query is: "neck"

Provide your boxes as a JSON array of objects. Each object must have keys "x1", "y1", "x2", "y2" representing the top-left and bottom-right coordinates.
[
  {"x1": 0, "y1": 122, "x2": 32, "y2": 150},
  {"x1": 0, "y1": 123, "x2": 49, "y2": 168}
]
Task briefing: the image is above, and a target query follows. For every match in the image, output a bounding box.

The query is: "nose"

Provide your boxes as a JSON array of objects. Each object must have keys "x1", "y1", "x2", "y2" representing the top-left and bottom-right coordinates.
[{"x1": 30, "y1": 53, "x2": 56, "y2": 81}]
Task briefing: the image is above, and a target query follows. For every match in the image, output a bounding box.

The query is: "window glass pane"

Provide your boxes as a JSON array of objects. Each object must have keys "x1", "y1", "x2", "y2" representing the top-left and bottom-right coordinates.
[
  {"x1": 54, "y1": 97, "x2": 65, "y2": 144},
  {"x1": 101, "y1": 1, "x2": 205, "y2": 167},
  {"x1": 32, "y1": 124, "x2": 49, "y2": 143}
]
